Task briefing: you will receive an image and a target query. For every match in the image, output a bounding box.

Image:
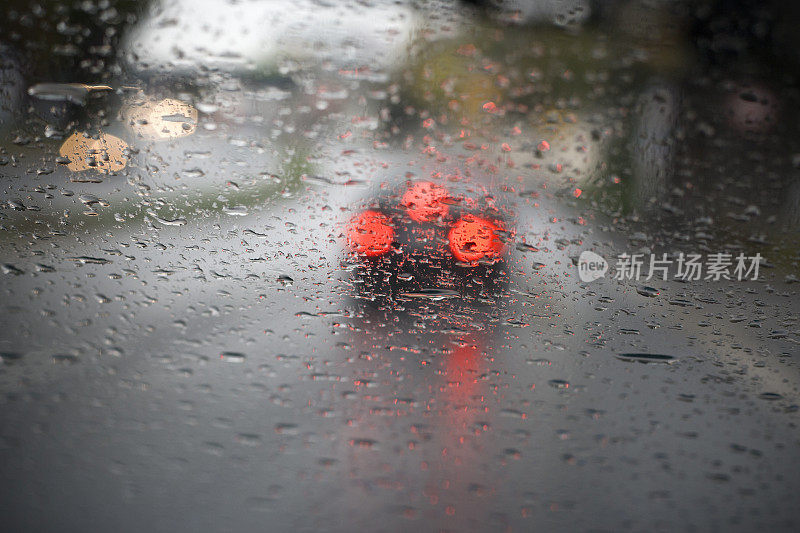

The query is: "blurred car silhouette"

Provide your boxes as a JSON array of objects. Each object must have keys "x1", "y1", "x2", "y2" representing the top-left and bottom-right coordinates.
[{"x1": 344, "y1": 179, "x2": 515, "y2": 301}]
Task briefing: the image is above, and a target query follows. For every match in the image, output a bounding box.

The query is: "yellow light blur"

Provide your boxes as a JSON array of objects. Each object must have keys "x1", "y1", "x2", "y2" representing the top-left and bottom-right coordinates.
[
  {"x1": 122, "y1": 98, "x2": 198, "y2": 140},
  {"x1": 59, "y1": 131, "x2": 129, "y2": 173}
]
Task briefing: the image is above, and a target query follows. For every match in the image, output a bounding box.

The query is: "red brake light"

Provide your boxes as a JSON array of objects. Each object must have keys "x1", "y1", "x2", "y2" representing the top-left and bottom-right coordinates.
[
  {"x1": 401, "y1": 182, "x2": 450, "y2": 223},
  {"x1": 448, "y1": 215, "x2": 504, "y2": 264},
  {"x1": 347, "y1": 210, "x2": 394, "y2": 257}
]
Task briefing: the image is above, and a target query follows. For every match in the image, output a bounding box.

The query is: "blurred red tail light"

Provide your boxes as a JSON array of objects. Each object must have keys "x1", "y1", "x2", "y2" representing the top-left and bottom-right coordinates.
[
  {"x1": 448, "y1": 214, "x2": 505, "y2": 265},
  {"x1": 347, "y1": 210, "x2": 395, "y2": 257}
]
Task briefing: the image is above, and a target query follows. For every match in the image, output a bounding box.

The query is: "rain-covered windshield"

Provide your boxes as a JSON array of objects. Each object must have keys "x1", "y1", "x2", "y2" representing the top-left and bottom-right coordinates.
[{"x1": 1, "y1": 1, "x2": 799, "y2": 531}]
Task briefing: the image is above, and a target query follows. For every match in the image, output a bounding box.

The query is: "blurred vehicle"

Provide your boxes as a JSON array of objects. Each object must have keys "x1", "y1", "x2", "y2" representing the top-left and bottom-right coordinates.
[{"x1": 345, "y1": 178, "x2": 515, "y2": 301}]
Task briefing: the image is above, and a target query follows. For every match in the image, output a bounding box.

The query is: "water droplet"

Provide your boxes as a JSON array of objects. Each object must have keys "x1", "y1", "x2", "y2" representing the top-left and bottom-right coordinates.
[
  {"x1": 616, "y1": 353, "x2": 677, "y2": 364},
  {"x1": 758, "y1": 392, "x2": 782, "y2": 401},
  {"x1": 399, "y1": 288, "x2": 460, "y2": 301},
  {"x1": 636, "y1": 285, "x2": 660, "y2": 297},
  {"x1": 220, "y1": 352, "x2": 246, "y2": 363},
  {"x1": 68, "y1": 256, "x2": 112, "y2": 265},
  {"x1": 28, "y1": 83, "x2": 112, "y2": 105},
  {"x1": 0, "y1": 352, "x2": 24, "y2": 363},
  {"x1": 223, "y1": 206, "x2": 249, "y2": 216}
]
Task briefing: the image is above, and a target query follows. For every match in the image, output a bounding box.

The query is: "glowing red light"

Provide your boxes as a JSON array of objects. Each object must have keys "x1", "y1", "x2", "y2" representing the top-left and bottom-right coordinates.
[
  {"x1": 401, "y1": 182, "x2": 450, "y2": 223},
  {"x1": 573, "y1": 188, "x2": 582, "y2": 198},
  {"x1": 346, "y1": 210, "x2": 394, "y2": 257},
  {"x1": 448, "y1": 215, "x2": 505, "y2": 264}
]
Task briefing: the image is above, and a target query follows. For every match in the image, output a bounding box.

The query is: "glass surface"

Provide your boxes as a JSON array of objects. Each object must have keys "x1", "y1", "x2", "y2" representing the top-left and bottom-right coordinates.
[{"x1": 1, "y1": 1, "x2": 799, "y2": 531}]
